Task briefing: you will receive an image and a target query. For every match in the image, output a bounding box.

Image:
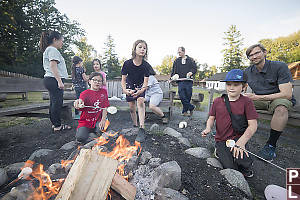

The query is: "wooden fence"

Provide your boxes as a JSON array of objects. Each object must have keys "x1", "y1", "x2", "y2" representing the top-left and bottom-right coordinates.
[{"x1": 0, "y1": 70, "x2": 38, "y2": 79}]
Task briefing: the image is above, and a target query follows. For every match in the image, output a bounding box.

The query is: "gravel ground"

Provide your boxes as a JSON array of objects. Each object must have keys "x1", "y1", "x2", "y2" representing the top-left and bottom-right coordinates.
[{"x1": 0, "y1": 106, "x2": 299, "y2": 199}]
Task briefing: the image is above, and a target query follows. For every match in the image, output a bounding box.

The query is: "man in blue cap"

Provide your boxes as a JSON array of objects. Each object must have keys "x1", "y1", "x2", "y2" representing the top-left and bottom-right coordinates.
[
  {"x1": 244, "y1": 44, "x2": 295, "y2": 161},
  {"x1": 202, "y1": 69, "x2": 258, "y2": 178}
]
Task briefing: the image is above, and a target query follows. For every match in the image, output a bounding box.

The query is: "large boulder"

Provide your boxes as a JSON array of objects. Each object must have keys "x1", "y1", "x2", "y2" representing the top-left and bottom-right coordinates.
[
  {"x1": 185, "y1": 147, "x2": 211, "y2": 159},
  {"x1": 153, "y1": 161, "x2": 182, "y2": 190},
  {"x1": 220, "y1": 169, "x2": 252, "y2": 198},
  {"x1": 163, "y1": 127, "x2": 182, "y2": 138},
  {"x1": 155, "y1": 187, "x2": 189, "y2": 200}
]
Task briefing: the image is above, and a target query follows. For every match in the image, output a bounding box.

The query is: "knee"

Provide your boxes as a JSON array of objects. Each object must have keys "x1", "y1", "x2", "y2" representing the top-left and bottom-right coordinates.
[
  {"x1": 137, "y1": 99, "x2": 145, "y2": 107},
  {"x1": 149, "y1": 104, "x2": 155, "y2": 110},
  {"x1": 76, "y1": 129, "x2": 89, "y2": 143},
  {"x1": 274, "y1": 105, "x2": 288, "y2": 116}
]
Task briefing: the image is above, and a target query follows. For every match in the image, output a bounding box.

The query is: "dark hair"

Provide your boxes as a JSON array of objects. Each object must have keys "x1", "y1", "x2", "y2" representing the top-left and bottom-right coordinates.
[
  {"x1": 246, "y1": 44, "x2": 267, "y2": 58},
  {"x1": 39, "y1": 31, "x2": 62, "y2": 52},
  {"x1": 92, "y1": 58, "x2": 102, "y2": 70},
  {"x1": 131, "y1": 40, "x2": 148, "y2": 60},
  {"x1": 71, "y1": 56, "x2": 83, "y2": 79},
  {"x1": 88, "y1": 72, "x2": 104, "y2": 86},
  {"x1": 178, "y1": 46, "x2": 185, "y2": 52}
]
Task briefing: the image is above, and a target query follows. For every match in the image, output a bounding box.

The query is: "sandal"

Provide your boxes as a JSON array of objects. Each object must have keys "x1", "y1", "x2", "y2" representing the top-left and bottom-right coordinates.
[{"x1": 53, "y1": 124, "x2": 72, "y2": 132}]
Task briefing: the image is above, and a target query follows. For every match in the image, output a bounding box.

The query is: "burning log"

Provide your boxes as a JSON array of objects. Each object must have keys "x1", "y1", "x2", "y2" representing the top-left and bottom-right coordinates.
[{"x1": 55, "y1": 149, "x2": 136, "y2": 200}]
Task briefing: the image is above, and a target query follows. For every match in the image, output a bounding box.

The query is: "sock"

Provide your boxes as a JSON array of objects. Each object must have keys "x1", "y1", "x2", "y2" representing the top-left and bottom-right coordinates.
[{"x1": 267, "y1": 129, "x2": 282, "y2": 147}]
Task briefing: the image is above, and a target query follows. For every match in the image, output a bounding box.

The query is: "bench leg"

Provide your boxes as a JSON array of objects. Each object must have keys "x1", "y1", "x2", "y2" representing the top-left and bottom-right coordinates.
[{"x1": 61, "y1": 105, "x2": 73, "y2": 122}]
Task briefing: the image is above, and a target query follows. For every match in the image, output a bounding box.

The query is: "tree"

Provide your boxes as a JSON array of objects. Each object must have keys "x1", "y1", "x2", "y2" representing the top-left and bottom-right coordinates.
[
  {"x1": 260, "y1": 30, "x2": 300, "y2": 63},
  {"x1": 155, "y1": 55, "x2": 176, "y2": 75},
  {"x1": 102, "y1": 35, "x2": 121, "y2": 79},
  {"x1": 221, "y1": 25, "x2": 245, "y2": 72},
  {"x1": 0, "y1": 0, "x2": 85, "y2": 77},
  {"x1": 197, "y1": 63, "x2": 218, "y2": 80}
]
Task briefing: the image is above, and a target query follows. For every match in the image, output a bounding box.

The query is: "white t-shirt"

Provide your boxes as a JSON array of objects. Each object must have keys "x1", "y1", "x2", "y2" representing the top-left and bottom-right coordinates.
[
  {"x1": 145, "y1": 75, "x2": 163, "y2": 96},
  {"x1": 43, "y1": 46, "x2": 68, "y2": 78}
]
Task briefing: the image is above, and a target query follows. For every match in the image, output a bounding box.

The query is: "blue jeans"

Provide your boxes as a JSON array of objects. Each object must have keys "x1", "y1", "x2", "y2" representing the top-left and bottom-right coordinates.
[
  {"x1": 178, "y1": 81, "x2": 194, "y2": 113},
  {"x1": 74, "y1": 86, "x2": 86, "y2": 115}
]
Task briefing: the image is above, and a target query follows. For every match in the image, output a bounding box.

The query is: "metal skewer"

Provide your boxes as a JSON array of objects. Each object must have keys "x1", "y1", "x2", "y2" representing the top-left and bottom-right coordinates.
[{"x1": 226, "y1": 140, "x2": 286, "y2": 172}]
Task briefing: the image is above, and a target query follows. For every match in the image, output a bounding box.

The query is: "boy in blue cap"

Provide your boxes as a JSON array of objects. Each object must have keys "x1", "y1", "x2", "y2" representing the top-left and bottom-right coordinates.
[{"x1": 201, "y1": 69, "x2": 258, "y2": 177}]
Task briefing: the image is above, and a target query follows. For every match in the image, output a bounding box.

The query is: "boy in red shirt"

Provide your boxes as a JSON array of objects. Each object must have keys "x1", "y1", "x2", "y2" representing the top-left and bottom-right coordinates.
[
  {"x1": 74, "y1": 72, "x2": 109, "y2": 144},
  {"x1": 202, "y1": 69, "x2": 258, "y2": 177}
]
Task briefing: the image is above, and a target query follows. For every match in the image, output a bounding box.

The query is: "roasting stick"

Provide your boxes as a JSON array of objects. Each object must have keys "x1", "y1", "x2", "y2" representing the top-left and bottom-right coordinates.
[
  {"x1": 80, "y1": 105, "x2": 118, "y2": 114},
  {"x1": 226, "y1": 140, "x2": 286, "y2": 172}
]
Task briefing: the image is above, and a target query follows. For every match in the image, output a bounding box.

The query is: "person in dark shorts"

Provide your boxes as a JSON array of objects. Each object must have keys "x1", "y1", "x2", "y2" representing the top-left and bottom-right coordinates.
[
  {"x1": 202, "y1": 69, "x2": 258, "y2": 178},
  {"x1": 244, "y1": 43, "x2": 295, "y2": 161},
  {"x1": 121, "y1": 40, "x2": 150, "y2": 142}
]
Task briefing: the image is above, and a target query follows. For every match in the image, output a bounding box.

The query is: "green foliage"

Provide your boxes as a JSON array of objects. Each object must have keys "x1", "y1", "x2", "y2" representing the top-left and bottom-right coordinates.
[
  {"x1": 0, "y1": 0, "x2": 85, "y2": 77},
  {"x1": 221, "y1": 25, "x2": 246, "y2": 72},
  {"x1": 196, "y1": 63, "x2": 218, "y2": 80},
  {"x1": 259, "y1": 31, "x2": 300, "y2": 63},
  {"x1": 155, "y1": 55, "x2": 176, "y2": 75},
  {"x1": 74, "y1": 37, "x2": 95, "y2": 63},
  {"x1": 102, "y1": 35, "x2": 121, "y2": 79}
]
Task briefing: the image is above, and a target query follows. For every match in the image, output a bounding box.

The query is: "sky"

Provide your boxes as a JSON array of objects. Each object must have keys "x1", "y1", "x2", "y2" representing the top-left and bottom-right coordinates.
[{"x1": 55, "y1": 0, "x2": 300, "y2": 69}]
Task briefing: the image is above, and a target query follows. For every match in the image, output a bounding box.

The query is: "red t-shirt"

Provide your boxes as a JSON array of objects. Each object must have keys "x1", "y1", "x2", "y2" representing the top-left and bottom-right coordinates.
[
  {"x1": 78, "y1": 89, "x2": 110, "y2": 129},
  {"x1": 209, "y1": 95, "x2": 258, "y2": 142}
]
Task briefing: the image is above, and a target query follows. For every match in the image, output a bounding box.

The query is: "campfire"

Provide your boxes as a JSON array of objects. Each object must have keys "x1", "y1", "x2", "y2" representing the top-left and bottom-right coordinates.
[{"x1": 5, "y1": 120, "x2": 141, "y2": 200}]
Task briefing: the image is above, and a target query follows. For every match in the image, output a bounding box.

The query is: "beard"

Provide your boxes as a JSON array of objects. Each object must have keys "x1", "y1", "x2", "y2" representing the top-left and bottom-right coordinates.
[{"x1": 251, "y1": 57, "x2": 265, "y2": 66}]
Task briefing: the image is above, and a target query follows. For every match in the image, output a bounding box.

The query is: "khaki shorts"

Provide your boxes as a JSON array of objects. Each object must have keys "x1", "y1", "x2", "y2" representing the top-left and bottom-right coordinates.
[{"x1": 253, "y1": 98, "x2": 293, "y2": 113}]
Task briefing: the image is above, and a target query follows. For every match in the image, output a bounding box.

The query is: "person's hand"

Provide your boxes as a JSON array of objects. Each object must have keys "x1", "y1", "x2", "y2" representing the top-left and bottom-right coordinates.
[
  {"x1": 201, "y1": 128, "x2": 211, "y2": 137},
  {"x1": 58, "y1": 81, "x2": 64, "y2": 90},
  {"x1": 186, "y1": 72, "x2": 193, "y2": 78},
  {"x1": 171, "y1": 74, "x2": 179, "y2": 80},
  {"x1": 133, "y1": 88, "x2": 143, "y2": 97},
  {"x1": 98, "y1": 119, "x2": 106, "y2": 131},
  {"x1": 74, "y1": 99, "x2": 84, "y2": 109},
  {"x1": 230, "y1": 139, "x2": 249, "y2": 159},
  {"x1": 244, "y1": 93, "x2": 260, "y2": 101},
  {"x1": 125, "y1": 89, "x2": 134, "y2": 96}
]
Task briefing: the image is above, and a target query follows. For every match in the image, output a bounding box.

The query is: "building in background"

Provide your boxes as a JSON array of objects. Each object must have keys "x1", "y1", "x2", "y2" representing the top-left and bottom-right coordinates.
[{"x1": 205, "y1": 72, "x2": 227, "y2": 91}]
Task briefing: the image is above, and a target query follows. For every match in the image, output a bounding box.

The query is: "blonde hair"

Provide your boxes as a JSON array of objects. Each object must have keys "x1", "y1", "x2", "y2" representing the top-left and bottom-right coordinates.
[{"x1": 131, "y1": 40, "x2": 148, "y2": 60}]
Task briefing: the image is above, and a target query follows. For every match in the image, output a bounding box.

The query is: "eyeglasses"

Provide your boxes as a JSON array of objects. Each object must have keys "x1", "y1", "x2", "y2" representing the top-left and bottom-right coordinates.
[
  {"x1": 248, "y1": 51, "x2": 262, "y2": 59},
  {"x1": 91, "y1": 79, "x2": 102, "y2": 83}
]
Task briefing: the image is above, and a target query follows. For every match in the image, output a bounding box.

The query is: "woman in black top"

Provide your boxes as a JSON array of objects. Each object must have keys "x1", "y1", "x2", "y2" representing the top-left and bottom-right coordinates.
[{"x1": 121, "y1": 40, "x2": 150, "y2": 142}]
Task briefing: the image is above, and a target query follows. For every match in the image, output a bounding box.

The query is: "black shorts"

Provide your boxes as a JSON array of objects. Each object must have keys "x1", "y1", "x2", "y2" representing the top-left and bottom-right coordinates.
[{"x1": 126, "y1": 91, "x2": 146, "y2": 102}]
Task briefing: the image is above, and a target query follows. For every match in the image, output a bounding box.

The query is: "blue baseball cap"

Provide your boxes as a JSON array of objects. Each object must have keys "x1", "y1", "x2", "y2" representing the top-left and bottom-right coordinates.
[{"x1": 222, "y1": 69, "x2": 246, "y2": 82}]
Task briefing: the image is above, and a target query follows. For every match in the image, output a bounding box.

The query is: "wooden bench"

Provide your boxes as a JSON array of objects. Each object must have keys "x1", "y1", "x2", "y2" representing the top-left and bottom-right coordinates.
[
  {"x1": 251, "y1": 80, "x2": 300, "y2": 127},
  {"x1": 173, "y1": 93, "x2": 204, "y2": 105},
  {"x1": 106, "y1": 80, "x2": 175, "y2": 118},
  {"x1": 0, "y1": 77, "x2": 48, "y2": 100},
  {"x1": 0, "y1": 100, "x2": 74, "y2": 121},
  {"x1": 42, "y1": 80, "x2": 176, "y2": 119}
]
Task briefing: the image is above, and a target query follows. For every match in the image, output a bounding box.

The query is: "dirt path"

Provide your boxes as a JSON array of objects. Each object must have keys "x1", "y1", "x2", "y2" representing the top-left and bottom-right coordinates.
[{"x1": 0, "y1": 107, "x2": 299, "y2": 199}]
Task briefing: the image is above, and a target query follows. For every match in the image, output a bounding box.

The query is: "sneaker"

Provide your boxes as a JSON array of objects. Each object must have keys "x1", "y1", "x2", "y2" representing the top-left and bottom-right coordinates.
[
  {"x1": 162, "y1": 116, "x2": 169, "y2": 124},
  {"x1": 74, "y1": 114, "x2": 80, "y2": 120},
  {"x1": 258, "y1": 144, "x2": 276, "y2": 161},
  {"x1": 135, "y1": 128, "x2": 146, "y2": 143},
  {"x1": 240, "y1": 168, "x2": 254, "y2": 178}
]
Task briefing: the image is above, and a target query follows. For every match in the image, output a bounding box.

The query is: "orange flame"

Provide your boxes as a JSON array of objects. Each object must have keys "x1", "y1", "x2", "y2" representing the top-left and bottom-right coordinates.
[
  {"x1": 99, "y1": 135, "x2": 142, "y2": 178},
  {"x1": 29, "y1": 164, "x2": 64, "y2": 200},
  {"x1": 14, "y1": 123, "x2": 141, "y2": 200}
]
